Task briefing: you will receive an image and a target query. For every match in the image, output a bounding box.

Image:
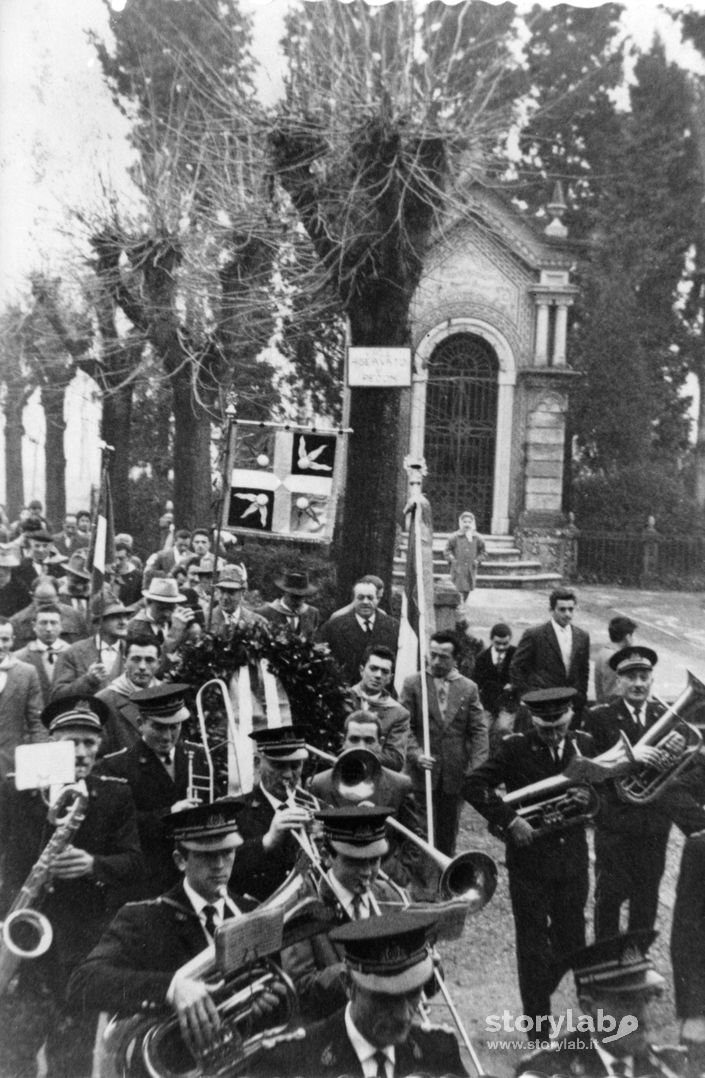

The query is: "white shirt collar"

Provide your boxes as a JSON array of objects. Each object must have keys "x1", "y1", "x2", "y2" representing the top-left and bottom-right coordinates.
[
  {"x1": 344, "y1": 1002, "x2": 395, "y2": 1076},
  {"x1": 95, "y1": 635, "x2": 120, "y2": 651},
  {"x1": 31, "y1": 639, "x2": 67, "y2": 654},
  {"x1": 182, "y1": 878, "x2": 240, "y2": 923},
  {"x1": 552, "y1": 618, "x2": 572, "y2": 636},
  {"x1": 329, "y1": 877, "x2": 371, "y2": 920},
  {"x1": 593, "y1": 1041, "x2": 632, "y2": 1076},
  {"x1": 355, "y1": 612, "x2": 376, "y2": 631}
]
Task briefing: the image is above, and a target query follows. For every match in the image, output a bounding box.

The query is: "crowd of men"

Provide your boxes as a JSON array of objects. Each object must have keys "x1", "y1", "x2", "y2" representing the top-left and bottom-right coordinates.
[{"x1": 0, "y1": 506, "x2": 704, "y2": 1078}]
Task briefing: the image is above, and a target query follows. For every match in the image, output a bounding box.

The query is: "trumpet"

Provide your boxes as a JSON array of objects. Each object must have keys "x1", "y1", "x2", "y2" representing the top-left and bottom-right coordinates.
[
  {"x1": 616, "y1": 671, "x2": 705, "y2": 804},
  {"x1": 310, "y1": 745, "x2": 498, "y2": 911},
  {"x1": 501, "y1": 773, "x2": 600, "y2": 838}
]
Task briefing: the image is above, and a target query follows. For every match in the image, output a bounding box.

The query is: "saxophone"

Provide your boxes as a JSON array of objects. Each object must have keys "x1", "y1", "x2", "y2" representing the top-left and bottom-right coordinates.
[{"x1": 0, "y1": 782, "x2": 89, "y2": 995}]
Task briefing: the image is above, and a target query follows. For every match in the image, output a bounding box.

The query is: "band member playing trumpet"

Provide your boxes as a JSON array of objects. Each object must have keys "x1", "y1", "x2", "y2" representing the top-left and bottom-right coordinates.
[
  {"x1": 585, "y1": 646, "x2": 671, "y2": 940},
  {"x1": 465, "y1": 687, "x2": 595, "y2": 1027},
  {"x1": 255, "y1": 912, "x2": 467, "y2": 1078},
  {"x1": 68, "y1": 800, "x2": 260, "y2": 1059},
  {"x1": 231, "y1": 725, "x2": 314, "y2": 901},
  {"x1": 282, "y1": 805, "x2": 409, "y2": 1020},
  {"x1": 0, "y1": 696, "x2": 142, "y2": 1078},
  {"x1": 102, "y1": 683, "x2": 203, "y2": 900},
  {"x1": 518, "y1": 931, "x2": 685, "y2": 1078}
]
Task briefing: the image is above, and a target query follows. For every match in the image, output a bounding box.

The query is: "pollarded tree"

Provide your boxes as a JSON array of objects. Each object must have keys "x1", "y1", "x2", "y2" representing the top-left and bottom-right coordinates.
[{"x1": 269, "y1": 0, "x2": 519, "y2": 598}]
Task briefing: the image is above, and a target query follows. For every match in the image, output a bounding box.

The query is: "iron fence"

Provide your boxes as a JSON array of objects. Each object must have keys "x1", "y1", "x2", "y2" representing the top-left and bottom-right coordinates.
[{"x1": 576, "y1": 531, "x2": 705, "y2": 587}]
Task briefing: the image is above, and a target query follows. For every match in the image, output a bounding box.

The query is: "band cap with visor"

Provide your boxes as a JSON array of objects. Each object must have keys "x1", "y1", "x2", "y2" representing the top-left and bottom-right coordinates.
[
  {"x1": 331, "y1": 911, "x2": 437, "y2": 994},
  {"x1": 316, "y1": 805, "x2": 392, "y2": 859},
  {"x1": 132, "y1": 683, "x2": 191, "y2": 724},
  {"x1": 523, "y1": 687, "x2": 577, "y2": 726},
  {"x1": 41, "y1": 695, "x2": 110, "y2": 733},
  {"x1": 249, "y1": 725, "x2": 309, "y2": 762},
  {"x1": 608, "y1": 646, "x2": 658, "y2": 675},
  {"x1": 168, "y1": 799, "x2": 244, "y2": 852},
  {"x1": 570, "y1": 930, "x2": 664, "y2": 996}
]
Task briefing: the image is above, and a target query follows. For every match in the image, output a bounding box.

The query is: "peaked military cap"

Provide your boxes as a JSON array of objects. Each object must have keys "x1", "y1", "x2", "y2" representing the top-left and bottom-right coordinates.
[
  {"x1": 331, "y1": 911, "x2": 437, "y2": 994},
  {"x1": 609, "y1": 646, "x2": 658, "y2": 674},
  {"x1": 523, "y1": 687, "x2": 577, "y2": 724},
  {"x1": 41, "y1": 695, "x2": 111, "y2": 733},
  {"x1": 315, "y1": 804, "x2": 392, "y2": 859},
  {"x1": 248, "y1": 725, "x2": 309, "y2": 762},
  {"x1": 167, "y1": 799, "x2": 244, "y2": 851},
  {"x1": 571, "y1": 930, "x2": 664, "y2": 996},
  {"x1": 132, "y1": 683, "x2": 191, "y2": 723}
]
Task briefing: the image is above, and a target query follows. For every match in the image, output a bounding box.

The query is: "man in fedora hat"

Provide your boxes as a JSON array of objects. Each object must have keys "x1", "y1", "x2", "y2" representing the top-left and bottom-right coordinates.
[
  {"x1": 95, "y1": 634, "x2": 163, "y2": 756},
  {"x1": 231, "y1": 725, "x2": 313, "y2": 901},
  {"x1": 51, "y1": 592, "x2": 129, "y2": 700},
  {"x1": 0, "y1": 545, "x2": 27, "y2": 616},
  {"x1": 254, "y1": 911, "x2": 466, "y2": 1078},
  {"x1": 465, "y1": 687, "x2": 595, "y2": 1026},
  {"x1": 68, "y1": 800, "x2": 264, "y2": 1058},
  {"x1": 10, "y1": 523, "x2": 55, "y2": 599},
  {"x1": 209, "y1": 564, "x2": 264, "y2": 637},
  {"x1": 0, "y1": 695, "x2": 141, "y2": 1078},
  {"x1": 14, "y1": 602, "x2": 71, "y2": 704},
  {"x1": 102, "y1": 683, "x2": 202, "y2": 900},
  {"x1": 127, "y1": 574, "x2": 193, "y2": 657},
  {"x1": 259, "y1": 569, "x2": 320, "y2": 639},
  {"x1": 585, "y1": 646, "x2": 673, "y2": 941},
  {"x1": 281, "y1": 805, "x2": 410, "y2": 1021},
  {"x1": 57, "y1": 551, "x2": 93, "y2": 617},
  {"x1": 517, "y1": 931, "x2": 684, "y2": 1077}
]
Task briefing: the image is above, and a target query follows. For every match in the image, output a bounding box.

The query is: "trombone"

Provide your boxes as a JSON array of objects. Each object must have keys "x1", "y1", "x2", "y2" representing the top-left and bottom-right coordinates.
[{"x1": 186, "y1": 679, "x2": 250, "y2": 803}]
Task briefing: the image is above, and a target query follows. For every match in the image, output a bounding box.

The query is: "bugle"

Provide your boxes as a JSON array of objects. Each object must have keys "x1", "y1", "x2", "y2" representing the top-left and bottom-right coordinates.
[
  {"x1": 615, "y1": 671, "x2": 705, "y2": 804},
  {"x1": 311, "y1": 745, "x2": 498, "y2": 911},
  {"x1": 501, "y1": 773, "x2": 600, "y2": 838}
]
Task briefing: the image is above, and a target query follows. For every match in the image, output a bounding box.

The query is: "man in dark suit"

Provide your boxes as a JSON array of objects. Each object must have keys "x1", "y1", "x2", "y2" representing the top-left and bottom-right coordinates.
[
  {"x1": 254, "y1": 911, "x2": 466, "y2": 1078},
  {"x1": 465, "y1": 688, "x2": 594, "y2": 1026},
  {"x1": 318, "y1": 578, "x2": 399, "y2": 685},
  {"x1": 0, "y1": 694, "x2": 142, "y2": 1078},
  {"x1": 510, "y1": 587, "x2": 590, "y2": 715},
  {"x1": 258, "y1": 569, "x2": 320, "y2": 639},
  {"x1": 402, "y1": 630, "x2": 488, "y2": 856},
  {"x1": 0, "y1": 545, "x2": 28, "y2": 616},
  {"x1": 11, "y1": 575, "x2": 88, "y2": 648},
  {"x1": 142, "y1": 528, "x2": 193, "y2": 588},
  {"x1": 231, "y1": 725, "x2": 313, "y2": 901},
  {"x1": 51, "y1": 595, "x2": 128, "y2": 701},
  {"x1": 51, "y1": 513, "x2": 88, "y2": 557},
  {"x1": 208, "y1": 564, "x2": 265, "y2": 638},
  {"x1": 13, "y1": 602, "x2": 71, "y2": 705},
  {"x1": 517, "y1": 931, "x2": 683, "y2": 1078},
  {"x1": 584, "y1": 646, "x2": 673, "y2": 940},
  {"x1": 474, "y1": 622, "x2": 517, "y2": 720},
  {"x1": 68, "y1": 800, "x2": 258, "y2": 1059},
  {"x1": 96, "y1": 635, "x2": 162, "y2": 756},
  {"x1": 102, "y1": 683, "x2": 200, "y2": 900}
]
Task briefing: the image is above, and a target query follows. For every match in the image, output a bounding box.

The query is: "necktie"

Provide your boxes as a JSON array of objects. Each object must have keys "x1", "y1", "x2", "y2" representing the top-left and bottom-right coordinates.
[
  {"x1": 363, "y1": 619, "x2": 372, "y2": 634},
  {"x1": 437, "y1": 682, "x2": 447, "y2": 708},
  {"x1": 46, "y1": 648, "x2": 55, "y2": 665},
  {"x1": 351, "y1": 894, "x2": 363, "y2": 920},
  {"x1": 374, "y1": 1049, "x2": 388, "y2": 1078},
  {"x1": 203, "y1": 904, "x2": 217, "y2": 938},
  {"x1": 633, "y1": 704, "x2": 644, "y2": 727}
]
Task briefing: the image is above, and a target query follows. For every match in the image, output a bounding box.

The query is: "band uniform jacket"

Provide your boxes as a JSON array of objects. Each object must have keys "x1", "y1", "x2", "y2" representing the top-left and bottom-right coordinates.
[
  {"x1": 402, "y1": 672, "x2": 489, "y2": 796},
  {"x1": 67, "y1": 880, "x2": 255, "y2": 1017},
  {"x1": 672, "y1": 831, "x2": 705, "y2": 1020},
  {"x1": 473, "y1": 644, "x2": 517, "y2": 718},
  {"x1": 517, "y1": 1040, "x2": 689, "y2": 1078},
  {"x1": 0, "y1": 656, "x2": 45, "y2": 779},
  {"x1": 51, "y1": 636, "x2": 124, "y2": 701},
  {"x1": 282, "y1": 869, "x2": 408, "y2": 1021},
  {"x1": 258, "y1": 597, "x2": 320, "y2": 639},
  {"x1": 251, "y1": 1004, "x2": 467, "y2": 1078},
  {"x1": 101, "y1": 741, "x2": 194, "y2": 900},
  {"x1": 464, "y1": 729, "x2": 595, "y2": 878},
  {"x1": 583, "y1": 699, "x2": 672, "y2": 837},
  {"x1": 510, "y1": 620, "x2": 590, "y2": 710},
  {"x1": 317, "y1": 609, "x2": 400, "y2": 686},
  {"x1": 230, "y1": 784, "x2": 300, "y2": 901},
  {"x1": 345, "y1": 682, "x2": 410, "y2": 772},
  {"x1": 0, "y1": 772, "x2": 142, "y2": 970}
]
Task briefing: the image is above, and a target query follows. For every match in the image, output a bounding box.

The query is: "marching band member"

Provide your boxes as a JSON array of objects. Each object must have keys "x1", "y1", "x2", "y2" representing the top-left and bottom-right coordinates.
[
  {"x1": 671, "y1": 830, "x2": 705, "y2": 1073},
  {"x1": 0, "y1": 695, "x2": 142, "y2": 1078},
  {"x1": 518, "y1": 931, "x2": 686, "y2": 1078},
  {"x1": 230, "y1": 725, "x2": 313, "y2": 901},
  {"x1": 101, "y1": 683, "x2": 201, "y2": 900},
  {"x1": 282, "y1": 805, "x2": 409, "y2": 1020},
  {"x1": 68, "y1": 800, "x2": 259, "y2": 1058},
  {"x1": 465, "y1": 687, "x2": 595, "y2": 1027},
  {"x1": 255, "y1": 911, "x2": 467, "y2": 1078}
]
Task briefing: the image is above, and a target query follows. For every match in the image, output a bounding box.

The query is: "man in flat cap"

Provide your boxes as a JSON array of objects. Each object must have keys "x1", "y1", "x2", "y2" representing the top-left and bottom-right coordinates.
[
  {"x1": 518, "y1": 931, "x2": 685, "y2": 1077},
  {"x1": 68, "y1": 800, "x2": 261, "y2": 1059},
  {"x1": 254, "y1": 911, "x2": 467, "y2": 1078},
  {"x1": 465, "y1": 687, "x2": 595, "y2": 1026},
  {"x1": 209, "y1": 564, "x2": 264, "y2": 638},
  {"x1": 230, "y1": 725, "x2": 313, "y2": 901},
  {"x1": 282, "y1": 805, "x2": 410, "y2": 1021},
  {"x1": 0, "y1": 695, "x2": 142, "y2": 1078},
  {"x1": 102, "y1": 683, "x2": 202, "y2": 900},
  {"x1": 585, "y1": 646, "x2": 674, "y2": 940},
  {"x1": 51, "y1": 591, "x2": 129, "y2": 700}
]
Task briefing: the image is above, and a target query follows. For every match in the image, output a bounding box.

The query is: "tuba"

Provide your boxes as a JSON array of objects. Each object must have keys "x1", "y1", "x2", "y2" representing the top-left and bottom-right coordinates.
[
  {"x1": 615, "y1": 671, "x2": 705, "y2": 804},
  {"x1": 501, "y1": 773, "x2": 600, "y2": 838},
  {"x1": 0, "y1": 782, "x2": 88, "y2": 996}
]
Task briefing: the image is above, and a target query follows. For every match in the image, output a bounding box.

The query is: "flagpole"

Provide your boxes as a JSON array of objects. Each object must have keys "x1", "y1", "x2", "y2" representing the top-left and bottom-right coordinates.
[
  {"x1": 411, "y1": 496, "x2": 435, "y2": 848},
  {"x1": 91, "y1": 441, "x2": 114, "y2": 658},
  {"x1": 207, "y1": 402, "x2": 237, "y2": 634}
]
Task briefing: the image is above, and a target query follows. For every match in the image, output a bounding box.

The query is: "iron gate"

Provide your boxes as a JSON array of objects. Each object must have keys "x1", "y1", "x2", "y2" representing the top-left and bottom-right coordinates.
[{"x1": 424, "y1": 332, "x2": 499, "y2": 532}]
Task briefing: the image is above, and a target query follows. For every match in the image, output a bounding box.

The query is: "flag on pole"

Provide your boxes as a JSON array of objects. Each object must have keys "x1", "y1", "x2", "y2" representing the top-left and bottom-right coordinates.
[
  {"x1": 394, "y1": 501, "x2": 421, "y2": 695},
  {"x1": 88, "y1": 469, "x2": 115, "y2": 598}
]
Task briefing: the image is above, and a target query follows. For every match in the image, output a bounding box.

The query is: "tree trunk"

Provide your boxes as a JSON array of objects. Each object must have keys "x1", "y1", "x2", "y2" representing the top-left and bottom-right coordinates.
[
  {"x1": 42, "y1": 384, "x2": 66, "y2": 527},
  {"x1": 4, "y1": 387, "x2": 25, "y2": 519},
  {"x1": 172, "y1": 369, "x2": 212, "y2": 529},
  {"x1": 694, "y1": 360, "x2": 705, "y2": 510},
  {"x1": 102, "y1": 381, "x2": 134, "y2": 530}
]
